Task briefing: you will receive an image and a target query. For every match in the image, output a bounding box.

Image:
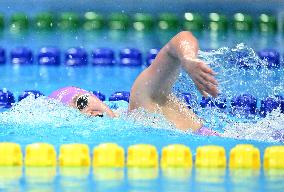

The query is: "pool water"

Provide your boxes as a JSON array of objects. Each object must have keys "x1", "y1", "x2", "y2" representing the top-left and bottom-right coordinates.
[
  {"x1": 0, "y1": 45, "x2": 283, "y2": 191},
  {"x1": 1, "y1": 167, "x2": 284, "y2": 192},
  {"x1": 0, "y1": 8, "x2": 284, "y2": 192},
  {"x1": 1, "y1": 43, "x2": 284, "y2": 144}
]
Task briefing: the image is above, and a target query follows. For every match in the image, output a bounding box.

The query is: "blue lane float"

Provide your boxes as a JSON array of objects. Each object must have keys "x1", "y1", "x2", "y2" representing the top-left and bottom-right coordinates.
[
  {"x1": 257, "y1": 49, "x2": 280, "y2": 69},
  {"x1": 0, "y1": 47, "x2": 5, "y2": 64},
  {"x1": 10, "y1": 47, "x2": 33, "y2": 64},
  {"x1": 1, "y1": 88, "x2": 284, "y2": 119},
  {"x1": 109, "y1": 91, "x2": 130, "y2": 102},
  {"x1": 259, "y1": 96, "x2": 284, "y2": 117},
  {"x1": 200, "y1": 97, "x2": 214, "y2": 108},
  {"x1": 65, "y1": 47, "x2": 88, "y2": 66},
  {"x1": 119, "y1": 48, "x2": 142, "y2": 66},
  {"x1": 231, "y1": 94, "x2": 257, "y2": 115},
  {"x1": 236, "y1": 49, "x2": 253, "y2": 69},
  {"x1": 92, "y1": 91, "x2": 106, "y2": 101},
  {"x1": 200, "y1": 96, "x2": 227, "y2": 109},
  {"x1": 146, "y1": 48, "x2": 159, "y2": 66},
  {"x1": 214, "y1": 97, "x2": 227, "y2": 109},
  {"x1": 279, "y1": 96, "x2": 284, "y2": 113},
  {"x1": 38, "y1": 47, "x2": 60, "y2": 65},
  {"x1": 182, "y1": 93, "x2": 194, "y2": 109},
  {"x1": 92, "y1": 48, "x2": 115, "y2": 65},
  {"x1": 0, "y1": 47, "x2": 282, "y2": 68},
  {"x1": 0, "y1": 89, "x2": 15, "y2": 108},
  {"x1": 18, "y1": 90, "x2": 44, "y2": 101}
]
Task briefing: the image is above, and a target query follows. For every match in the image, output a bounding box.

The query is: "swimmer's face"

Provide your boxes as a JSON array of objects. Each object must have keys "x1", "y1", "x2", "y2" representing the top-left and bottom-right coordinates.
[{"x1": 69, "y1": 93, "x2": 116, "y2": 118}]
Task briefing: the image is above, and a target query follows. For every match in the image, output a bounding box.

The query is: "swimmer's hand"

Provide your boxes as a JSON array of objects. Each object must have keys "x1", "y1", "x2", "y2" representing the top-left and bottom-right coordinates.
[{"x1": 181, "y1": 58, "x2": 219, "y2": 97}]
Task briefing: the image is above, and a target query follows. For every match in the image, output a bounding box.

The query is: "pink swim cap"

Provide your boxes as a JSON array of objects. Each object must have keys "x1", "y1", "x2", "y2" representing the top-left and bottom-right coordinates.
[{"x1": 48, "y1": 86, "x2": 90, "y2": 105}]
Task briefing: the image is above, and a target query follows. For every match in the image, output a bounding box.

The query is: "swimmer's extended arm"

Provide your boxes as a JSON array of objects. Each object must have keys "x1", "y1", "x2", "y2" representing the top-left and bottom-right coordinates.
[{"x1": 129, "y1": 31, "x2": 219, "y2": 131}]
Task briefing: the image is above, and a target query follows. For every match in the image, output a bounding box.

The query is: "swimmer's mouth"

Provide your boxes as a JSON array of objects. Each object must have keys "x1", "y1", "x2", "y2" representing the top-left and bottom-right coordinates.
[{"x1": 95, "y1": 114, "x2": 104, "y2": 117}]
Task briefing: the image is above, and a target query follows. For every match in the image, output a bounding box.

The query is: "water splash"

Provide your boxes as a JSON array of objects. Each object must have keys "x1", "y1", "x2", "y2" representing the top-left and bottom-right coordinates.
[
  {"x1": 223, "y1": 109, "x2": 284, "y2": 143},
  {"x1": 175, "y1": 43, "x2": 284, "y2": 99},
  {"x1": 199, "y1": 43, "x2": 283, "y2": 98},
  {"x1": 174, "y1": 43, "x2": 284, "y2": 143},
  {"x1": 0, "y1": 96, "x2": 179, "y2": 147},
  {"x1": 0, "y1": 44, "x2": 283, "y2": 145}
]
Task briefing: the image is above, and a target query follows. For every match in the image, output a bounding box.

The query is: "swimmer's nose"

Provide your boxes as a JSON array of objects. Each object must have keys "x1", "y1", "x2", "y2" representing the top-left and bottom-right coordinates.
[
  {"x1": 92, "y1": 95, "x2": 116, "y2": 118},
  {"x1": 95, "y1": 103, "x2": 116, "y2": 118}
]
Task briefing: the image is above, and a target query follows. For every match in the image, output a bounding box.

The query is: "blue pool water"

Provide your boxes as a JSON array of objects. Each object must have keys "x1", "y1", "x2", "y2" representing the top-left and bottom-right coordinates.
[
  {"x1": 0, "y1": 43, "x2": 284, "y2": 191},
  {"x1": 1, "y1": 166, "x2": 284, "y2": 192},
  {"x1": 1, "y1": 43, "x2": 284, "y2": 145}
]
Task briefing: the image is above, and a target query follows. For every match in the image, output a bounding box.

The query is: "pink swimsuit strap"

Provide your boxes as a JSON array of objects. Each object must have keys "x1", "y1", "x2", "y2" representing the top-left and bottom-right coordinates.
[{"x1": 194, "y1": 126, "x2": 220, "y2": 136}]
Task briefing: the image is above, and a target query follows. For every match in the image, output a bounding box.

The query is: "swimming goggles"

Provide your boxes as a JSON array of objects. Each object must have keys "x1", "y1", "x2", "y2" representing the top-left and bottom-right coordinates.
[
  {"x1": 76, "y1": 94, "x2": 89, "y2": 110},
  {"x1": 76, "y1": 94, "x2": 104, "y2": 117}
]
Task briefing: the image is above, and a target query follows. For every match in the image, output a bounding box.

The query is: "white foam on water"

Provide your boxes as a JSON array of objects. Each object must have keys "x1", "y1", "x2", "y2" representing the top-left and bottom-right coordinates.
[
  {"x1": 174, "y1": 43, "x2": 284, "y2": 143},
  {"x1": 0, "y1": 95, "x2": 180, "y2": 145},
  {"x1": 222, "y1": 109, "x2": 284, "y2": 142}
]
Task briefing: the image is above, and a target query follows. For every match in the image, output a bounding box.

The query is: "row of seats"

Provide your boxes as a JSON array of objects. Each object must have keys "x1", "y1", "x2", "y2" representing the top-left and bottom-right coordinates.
[
  {"x1": 0, "y1": 142, "x2": 283, "y2": 169},
  {"x1": 0, "y1": 47, "x2": 282, "y2": 68},
  {"x1": 0, "y1": 89, "x2": 283, "y2": 118},
  {"x1": 0, "y1": 12, "x2": 279, "y2": 33}
]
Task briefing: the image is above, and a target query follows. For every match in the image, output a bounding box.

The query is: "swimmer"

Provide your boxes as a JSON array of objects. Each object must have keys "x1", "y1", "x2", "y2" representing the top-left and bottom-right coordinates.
[{"x1": 49, "y1": 31, "x2": 220, "y2": 136}]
